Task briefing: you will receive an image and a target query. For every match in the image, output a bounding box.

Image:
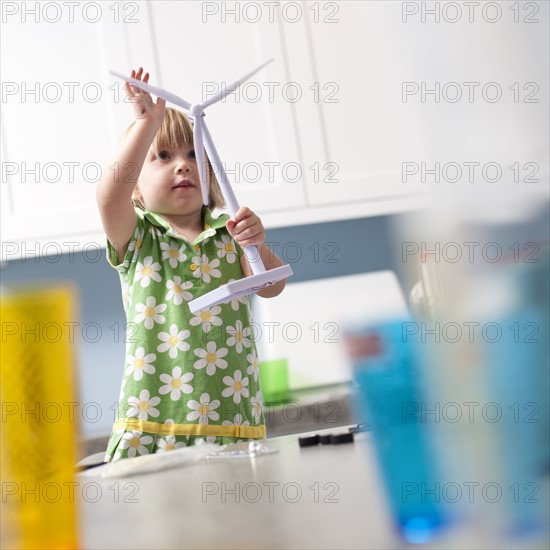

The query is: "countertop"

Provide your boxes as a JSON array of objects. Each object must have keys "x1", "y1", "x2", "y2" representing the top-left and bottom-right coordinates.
[
  {"x1": 79, "y1": 426, "x2": 395, "y2": 549},
  {"x1": 77, "y1": 426, "x2": 546, "y2": 550}
]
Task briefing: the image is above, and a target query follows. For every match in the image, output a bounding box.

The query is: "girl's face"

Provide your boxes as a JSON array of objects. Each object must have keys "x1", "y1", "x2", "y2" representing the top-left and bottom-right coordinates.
[{"x1": 137, "y1": 143, "x2": 203, "y2": 215}]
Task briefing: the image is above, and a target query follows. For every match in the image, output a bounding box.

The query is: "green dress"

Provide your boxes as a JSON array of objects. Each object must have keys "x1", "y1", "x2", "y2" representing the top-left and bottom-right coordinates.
[{"x1": 104, "y1": 206, "x2": 266, "y2": 461}]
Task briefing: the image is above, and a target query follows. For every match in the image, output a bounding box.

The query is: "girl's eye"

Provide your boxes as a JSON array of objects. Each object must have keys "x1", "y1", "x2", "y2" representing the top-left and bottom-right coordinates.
[
  {"x1": 158, "y1": 151, "x2": 170, "y2": 160},
  {"x1": 189, "y1": 150, "x2": 196, "y2": 159}
]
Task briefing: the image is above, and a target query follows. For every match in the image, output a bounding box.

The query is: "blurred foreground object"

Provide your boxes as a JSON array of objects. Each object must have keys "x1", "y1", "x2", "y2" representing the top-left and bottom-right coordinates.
[
  {"x1": 394, "y1": 183, "x2": 549, "y2": 542},
  {"x1": 1, "y1": 284, "x2": 80, "y2": 549},
  {"x1": 345, "y1": 318, "x2": 449, "y2": 544}
]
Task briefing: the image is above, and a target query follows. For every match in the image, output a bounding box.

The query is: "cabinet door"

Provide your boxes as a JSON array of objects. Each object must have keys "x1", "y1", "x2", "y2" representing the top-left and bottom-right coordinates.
[
  {"x1": 0, "y1": 2, "x2": 154, "y2": 259},
  {"x1": 284, "y1": 0, "x2": 549, "y2": 208},
  {"x1": 143, "y1": 1, "x2": 306, "y2": 214},
  {"x1": 282, "y1": 1, "x2": 427, "y2": 208}
]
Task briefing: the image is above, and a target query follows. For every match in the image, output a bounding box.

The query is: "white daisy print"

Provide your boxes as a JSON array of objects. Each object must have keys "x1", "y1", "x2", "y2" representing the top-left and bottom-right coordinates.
[
  {"x1": 226, "y1": 320, "x2": 252, "y2": 353},
  {"x1": 121, "y1": 281, "x2": 131, "y2": 311},
  {"x1": 222, "y1": 370, "x2": 250, "y2": 404},
  {"x1": 187, "y1": 393, "x2": 220, "y2": 424},
  {"x1": 222, "y1": 414, "x2": 250, "y2": 427},
  {"x1": 165, "y1": 276, "x2": 193, "y2": 305},
  {"x1": 127, "y1": 389, "x2": 161, "y2": 421},
  {"x1": 156, "y1": 435, "x2": 187, "y2": 452},
  {"x1": 215, "y1": 235, "x2": 238, "y2": 263},
  {"x1": 126, "y1": 347, "x2": 156, "y2": 381},
  {"x1": 134, "y1": 296, "x2": 167, "y2": 330},
  {"x1": 189, "y1": 306, "x2": 222, "y2": 333},
  {"x1": 119, "y1": 431, "x2": 153, "y2": 458},
  {"x1": 160, "y1": 241, "x2": 187, "y2": 268},
  {"x1": 159, "y1": 366, "x2": 194, "y2": 401},
  {"x1": 195, "y1": 436, "x2": 218, "y2": 446},
  {"x1": 250, "y1": 391, "x2": 263, "y2": 423},
  {"x1": 191, "y1": 254, "x2": 222, "y2": 284},
  {"x1": 157, "y1": 324, "x2": 191, "y2": 359},
  {"x1": 246, "y1": 351, "x2": 260, "y2": 383},
  {"x1": 194, "y1": 341, "x2": 228, "y2": 376},
  {"x1": 135, "y1": 256, "x2": 162, "y2": 288},
  {"x1": 127, "y1": 227, "x2": 145, "y2": 255}
]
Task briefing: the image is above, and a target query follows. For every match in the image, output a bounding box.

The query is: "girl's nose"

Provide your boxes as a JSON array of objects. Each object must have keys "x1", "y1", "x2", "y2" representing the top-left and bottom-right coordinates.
[{"x1": 175, "y1": 158, "x2": 190, "y2": 173}]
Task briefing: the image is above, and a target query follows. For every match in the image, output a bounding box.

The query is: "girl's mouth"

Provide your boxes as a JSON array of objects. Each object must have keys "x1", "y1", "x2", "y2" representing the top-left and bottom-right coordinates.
[{"x1": 172, "y1": 180, "x2": 194, "y2": 189}]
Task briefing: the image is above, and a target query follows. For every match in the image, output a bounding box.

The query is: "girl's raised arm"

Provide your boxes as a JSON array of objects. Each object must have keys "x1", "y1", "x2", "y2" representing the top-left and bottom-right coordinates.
[{"x1": 96, "y1": 68, "x2": 166, "y2": 261}]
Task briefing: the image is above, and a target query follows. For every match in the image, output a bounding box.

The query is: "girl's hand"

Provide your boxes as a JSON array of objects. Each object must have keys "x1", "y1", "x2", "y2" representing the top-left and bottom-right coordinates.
[
  {"x1": 124, "y1": 67, "x2": 166, "y2": 126},
  {"x1": 226, "y1": 207, "x2": 265, "y2": 248}
]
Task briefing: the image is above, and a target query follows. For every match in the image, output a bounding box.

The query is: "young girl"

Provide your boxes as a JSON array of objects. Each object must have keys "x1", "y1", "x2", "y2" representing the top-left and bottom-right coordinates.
[{"x1": 97, "y1": 68, "x2": 287, "y2": 461}]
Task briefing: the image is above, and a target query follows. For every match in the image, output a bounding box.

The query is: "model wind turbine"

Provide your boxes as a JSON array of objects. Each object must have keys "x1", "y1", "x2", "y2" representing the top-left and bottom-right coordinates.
[{"x1": 111, "y1": 60, "x2": 293, "y2": 314}]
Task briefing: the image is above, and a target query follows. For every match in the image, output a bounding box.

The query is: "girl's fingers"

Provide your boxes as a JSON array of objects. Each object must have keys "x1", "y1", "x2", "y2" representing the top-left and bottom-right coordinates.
[
  {"x1": 120, "y1": 68, "x2": 161, "y2": 117},
  {"x1": 238, "y1": 235, "x2": 264, "y2": 247},
  {"x1": 233, "y1": 217, "x2": 262, "y2": 235},
  {"x1": 232, "y1": 207, "x2": 253, "y2": 223},
  {"x1": 233, "y1": 224, "x2": 263, "y2": 242}
]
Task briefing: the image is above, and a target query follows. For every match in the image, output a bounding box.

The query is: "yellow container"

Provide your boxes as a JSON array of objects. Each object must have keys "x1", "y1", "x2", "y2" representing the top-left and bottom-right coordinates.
[{"x1": 1, "y1": 284, "x2": 80, "y2": 549}]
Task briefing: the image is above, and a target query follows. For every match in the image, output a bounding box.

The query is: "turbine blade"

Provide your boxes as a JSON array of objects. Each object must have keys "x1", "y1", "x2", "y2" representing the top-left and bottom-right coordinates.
[
  {"x1": 200, "y1": 58, "x2": 274, "y2": 109},
  {"x1": 193, "y1": 119, "x2": 210, "y2": 206},
  {"x1": 201, "y1": 121, "x2": 240, "y2": 216},
  {"x1": 110, "y1": 71, "x2": 192, "y2": 111}
]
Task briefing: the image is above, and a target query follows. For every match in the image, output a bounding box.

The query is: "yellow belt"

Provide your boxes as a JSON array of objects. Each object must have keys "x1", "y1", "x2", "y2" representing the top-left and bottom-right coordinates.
[{"x1": 113, "y1": 419, "x2": 266, "y2": 439}]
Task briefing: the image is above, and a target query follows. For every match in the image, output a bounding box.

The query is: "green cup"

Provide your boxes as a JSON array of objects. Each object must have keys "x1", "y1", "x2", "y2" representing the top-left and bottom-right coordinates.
[{"x1": 259, "y1": 358, "x2": 290, "y2": 404}]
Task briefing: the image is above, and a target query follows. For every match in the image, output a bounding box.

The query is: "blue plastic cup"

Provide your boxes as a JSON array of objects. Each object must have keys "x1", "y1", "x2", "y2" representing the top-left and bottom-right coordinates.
[{"x1": 345, "y1": 319, "x2": 449, "y2": 544}]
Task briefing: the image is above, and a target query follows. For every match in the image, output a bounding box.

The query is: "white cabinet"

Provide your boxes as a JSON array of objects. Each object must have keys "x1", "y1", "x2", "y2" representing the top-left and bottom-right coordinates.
[
  {"x1": 0, "y1": 1, "x2": 155, "y2": 261},
  {"x1": 272, "y1": 0, "x2": 548, "y2": 227},
  {"x1": 282, "y1": 1, "x2": 426, "y2": 206}
]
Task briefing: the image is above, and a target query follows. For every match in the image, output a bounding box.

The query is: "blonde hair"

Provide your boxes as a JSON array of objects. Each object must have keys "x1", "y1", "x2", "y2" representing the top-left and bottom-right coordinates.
[{"x1": 131, "y1": 108, "x2": 225, "y2": 210}]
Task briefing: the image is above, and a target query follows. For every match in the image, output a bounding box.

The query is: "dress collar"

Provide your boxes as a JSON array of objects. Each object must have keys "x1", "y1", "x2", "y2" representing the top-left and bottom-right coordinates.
[{"x1": 139, "y1": 206, "x2": 230, "y2": 245}]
